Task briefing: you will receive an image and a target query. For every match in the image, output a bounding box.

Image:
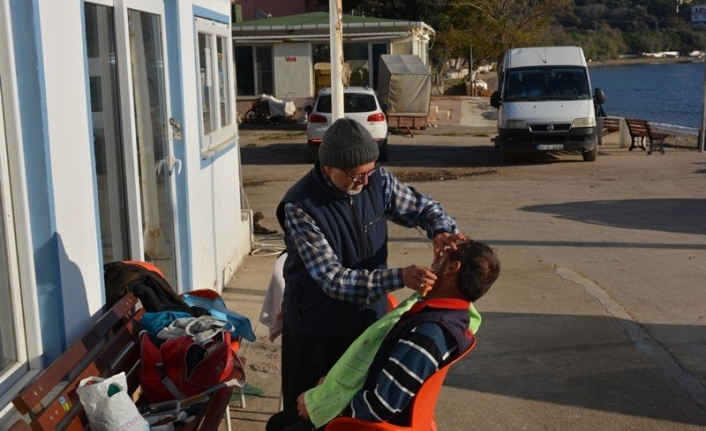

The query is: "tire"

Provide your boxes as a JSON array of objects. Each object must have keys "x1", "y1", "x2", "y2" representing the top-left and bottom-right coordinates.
[
  {"x1": 500, "y1": 148, "x2": 516, "y2": 164},
  {"x1": 378, "y1": 140, "x2": 388, "y2": 162},
  {"x1": 307, "y1": 144, "x2": 319, "y2": 163},
  {"x1": 582, "y1": 140, "x2": 598, "y2": 162},
  {"x1": 244, "y1": 110, "x2": 257, "y2": 123}
]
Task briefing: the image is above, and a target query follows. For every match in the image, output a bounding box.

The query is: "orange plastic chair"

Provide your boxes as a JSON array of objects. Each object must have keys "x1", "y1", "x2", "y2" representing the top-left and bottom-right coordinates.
[
  {"x1": 386, "y1": 293, "x2": 399, "y2": 312},
  {"x1": 123, "y1": 260, "x2": 164, "y2": 277},
  {"x1": 324, "y1": 336, "x2": 476, "y2": 431}
]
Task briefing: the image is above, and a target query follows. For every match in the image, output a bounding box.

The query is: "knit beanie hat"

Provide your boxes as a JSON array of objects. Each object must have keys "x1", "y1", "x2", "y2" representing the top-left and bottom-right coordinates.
[{"x1": 318, "y1": 118, "x2": 379, "y2": 168}]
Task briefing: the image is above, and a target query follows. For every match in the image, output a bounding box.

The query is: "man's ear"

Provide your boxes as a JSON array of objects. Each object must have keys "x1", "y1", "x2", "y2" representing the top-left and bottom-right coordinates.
[{"x1": 443, "y1": 260, "x2": 462, "y2": 275}]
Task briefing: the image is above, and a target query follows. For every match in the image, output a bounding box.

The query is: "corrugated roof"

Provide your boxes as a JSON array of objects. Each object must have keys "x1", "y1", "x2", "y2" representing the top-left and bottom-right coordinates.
[{"x1": 232, "y1": 11, "x2": 402, "y2": 29}]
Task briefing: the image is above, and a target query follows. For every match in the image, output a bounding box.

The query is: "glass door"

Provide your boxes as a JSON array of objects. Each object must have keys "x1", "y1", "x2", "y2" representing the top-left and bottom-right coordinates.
[
  {"x1": 84, "y1": 3, "x2": 131, "y2": 265},
  {"x1": 115, "y1": 0, "x2": 180, "y2": 288}
]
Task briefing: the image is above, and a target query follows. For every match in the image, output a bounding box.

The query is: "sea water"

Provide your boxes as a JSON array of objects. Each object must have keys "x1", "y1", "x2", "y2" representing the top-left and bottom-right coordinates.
[{"x1": 590, "y1": 61, "x2": 706, "y2": 135}]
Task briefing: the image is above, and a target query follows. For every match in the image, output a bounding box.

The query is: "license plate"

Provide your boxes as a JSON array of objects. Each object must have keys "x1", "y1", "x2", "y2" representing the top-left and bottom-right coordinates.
[{"x1": 537, "y1": 144, "x2": 563, "y2": 150}]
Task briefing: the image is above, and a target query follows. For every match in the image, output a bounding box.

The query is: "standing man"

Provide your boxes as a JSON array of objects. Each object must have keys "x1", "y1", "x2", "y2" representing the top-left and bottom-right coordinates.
[{"x1": 276, "y1": 118, "x2": 466, "y2": 408}]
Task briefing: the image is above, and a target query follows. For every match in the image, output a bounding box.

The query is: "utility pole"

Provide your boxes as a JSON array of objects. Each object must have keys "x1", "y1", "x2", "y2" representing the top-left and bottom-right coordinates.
[
  {"x1": 329, "y1": 0, "x2": 344, "y2": 121},
  {"x1": 700, "y1": 54, "x2": 706, "y2": 152},
  {"x1": 469, "y1": 47, "x2": 474, "y2": 97}
]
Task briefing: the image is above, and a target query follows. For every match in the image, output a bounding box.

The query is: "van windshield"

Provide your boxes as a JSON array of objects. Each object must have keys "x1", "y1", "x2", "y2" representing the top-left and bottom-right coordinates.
[{"x1": 503, "y1": 67, "x2": 591, "y2": 101}]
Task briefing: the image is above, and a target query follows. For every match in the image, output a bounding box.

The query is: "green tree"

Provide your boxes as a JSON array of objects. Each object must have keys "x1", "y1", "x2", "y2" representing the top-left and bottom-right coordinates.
[
  {"x1": 347, "y1": 0, "x2": 571, "y2": 73},
  {"x1": 346, "y1": 0, "x2": 706, "y2": 73},
  {"x1": 453, "y1": 0, "x2": 573, "y2": 68}
]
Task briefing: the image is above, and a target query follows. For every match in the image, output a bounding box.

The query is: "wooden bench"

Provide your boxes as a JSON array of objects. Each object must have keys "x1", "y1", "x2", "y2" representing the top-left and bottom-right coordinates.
[
  {"x1": 603, "y1": 117, "x2": 621, "y2": 134},
  {"x1": 625, "y1": 118, "x2": 668, "y2": 154},
  {"x1": 7, "y1": 292, "x2": 233, "y2": 431}
]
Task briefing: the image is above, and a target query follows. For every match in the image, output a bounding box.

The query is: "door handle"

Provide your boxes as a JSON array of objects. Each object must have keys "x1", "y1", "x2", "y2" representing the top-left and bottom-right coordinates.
[
  {"x1": 171, "y1": 158, "x2": 182, "y2": 175},
  {"x1": 156, "y1": 156, "x2": 182, "y2": 175},
  {"x1": 156, "y1": 159, "x2": 168, "y2": 174}
]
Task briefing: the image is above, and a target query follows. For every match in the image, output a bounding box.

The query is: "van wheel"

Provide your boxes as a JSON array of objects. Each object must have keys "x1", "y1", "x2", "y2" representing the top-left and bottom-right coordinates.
[
  {"x1": 582, "y1": 144, "x2": 598, "y2": 162},
  {"x1": 501, "y1": 149, "x2": 516, "y2": 164}
]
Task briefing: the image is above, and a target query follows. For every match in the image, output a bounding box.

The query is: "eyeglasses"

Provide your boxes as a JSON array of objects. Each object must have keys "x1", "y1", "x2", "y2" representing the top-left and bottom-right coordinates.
[{"x1": 340, "y1": 163, "x2": 379, "y2": 184}]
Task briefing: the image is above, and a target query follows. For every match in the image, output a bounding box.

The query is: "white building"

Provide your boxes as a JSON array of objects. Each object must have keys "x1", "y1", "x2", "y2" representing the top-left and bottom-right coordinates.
[
  {"x1": 692, "y1": 4, "x2": 706, "y2": 26},
  {"x1": 0, "y1": 0, "x2": 251, "y2": 422},
  {"x1": 232, "y1": 12, "x2": 435, "y2": 113}
]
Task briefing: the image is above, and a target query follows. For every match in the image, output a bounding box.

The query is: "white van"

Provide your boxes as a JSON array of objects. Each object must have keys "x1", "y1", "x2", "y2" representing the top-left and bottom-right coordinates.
[{"x1": 490, "y1": 46, "x2": 606, "y2": 163}]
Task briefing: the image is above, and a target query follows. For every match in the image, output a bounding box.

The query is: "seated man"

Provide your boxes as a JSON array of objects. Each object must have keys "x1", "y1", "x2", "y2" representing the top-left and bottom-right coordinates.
[{"x1": 267, "y1": 240, "x2": 500, "y2": 431}]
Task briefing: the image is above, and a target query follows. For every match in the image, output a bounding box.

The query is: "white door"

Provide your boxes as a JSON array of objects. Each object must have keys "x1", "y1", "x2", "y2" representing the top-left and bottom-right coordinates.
[{"x1": 115, "y1": 0, "x2": 182, "y2": 288}]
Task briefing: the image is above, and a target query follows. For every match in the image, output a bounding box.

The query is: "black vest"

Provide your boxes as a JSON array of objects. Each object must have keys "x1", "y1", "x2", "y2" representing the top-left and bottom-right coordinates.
[
  {"x1": 364, "y1": 303, "x2": 473, "y2": 425},
  {"x1": 276, "y1": 163, "x2": 389, "y2": 337}
]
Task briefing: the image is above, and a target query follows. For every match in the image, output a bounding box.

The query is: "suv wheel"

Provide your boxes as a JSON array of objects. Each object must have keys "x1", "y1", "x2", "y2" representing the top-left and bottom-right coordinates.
[
  {"x1": 378, "y1": 140, "x2": 388, "y2": 162},
  {"x1": 307, "y1": 143, "x2": 319, "y2": 163}
]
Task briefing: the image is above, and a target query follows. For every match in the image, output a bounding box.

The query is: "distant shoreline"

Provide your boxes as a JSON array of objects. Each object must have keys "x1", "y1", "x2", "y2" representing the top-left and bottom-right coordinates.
[
  {"x1": 587, "y1": 56, "x2": 704, "y2": 68},
  {"x1": 472, "y1": 56, "x2": 704, "y2": 90}
]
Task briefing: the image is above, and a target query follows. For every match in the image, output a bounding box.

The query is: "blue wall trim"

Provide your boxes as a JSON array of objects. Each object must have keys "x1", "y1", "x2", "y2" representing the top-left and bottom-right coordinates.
[
  {"x1": 192, "y1": 5, "x2": 229, "y2": 23},
  {"x1": 165, "y1": 0, "x2": 192, "y2": 291},
  {"x1": 10, "y1": 0, "x2": 64, "y2": 365},
  {"x1": 199, "y1": 139, "x2": 236, "y2": 169}
]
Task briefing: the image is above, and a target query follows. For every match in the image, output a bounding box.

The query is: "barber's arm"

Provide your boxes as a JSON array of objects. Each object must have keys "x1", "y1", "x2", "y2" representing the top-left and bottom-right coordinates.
[
  {"x1": 285, "y1": 203, "x2": 408, "y2": 304},
  {"x1": 382, "y1": 168, "x2": 464, "y2": 246}
]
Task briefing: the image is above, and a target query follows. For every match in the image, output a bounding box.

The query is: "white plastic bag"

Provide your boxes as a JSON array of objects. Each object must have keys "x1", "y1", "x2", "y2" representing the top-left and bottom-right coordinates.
[{"x1": 76, "y1": 372, "x2": 150, "y2": 431}]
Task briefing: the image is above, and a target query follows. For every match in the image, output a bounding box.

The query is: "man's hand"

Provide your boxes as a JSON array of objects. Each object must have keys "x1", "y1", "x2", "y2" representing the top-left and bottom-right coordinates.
[
  {"x1": 402, "y1": 264, "x2": 437, "y2": 294},
  {"x1": 433, "y1": 232, "x2": 468, "y2": 265},
  {"x1": 296, "y1": 393, "x2": 310, "y2": 420}
]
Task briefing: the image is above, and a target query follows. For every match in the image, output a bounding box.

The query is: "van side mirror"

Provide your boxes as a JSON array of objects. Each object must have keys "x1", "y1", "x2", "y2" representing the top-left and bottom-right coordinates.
[
  {"x1": 594, "y1": 88, "x2": 605, "y2": 105},
  {"x1": 490, "y1": 91, "x2": 501, "y2": 109}
]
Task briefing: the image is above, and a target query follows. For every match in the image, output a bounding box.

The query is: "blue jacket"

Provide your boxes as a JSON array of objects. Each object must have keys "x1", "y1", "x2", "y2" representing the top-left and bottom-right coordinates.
[
  {"x1": 361, "y1": 299, "x2": 473, "y2": 425},
  {"x1": 276, "y1": 163, "x2": 388, "y2": 337}
]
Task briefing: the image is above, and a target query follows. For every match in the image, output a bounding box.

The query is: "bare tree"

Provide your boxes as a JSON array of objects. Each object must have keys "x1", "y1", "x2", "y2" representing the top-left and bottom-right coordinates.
[{"x1": 442, "y1": 0, "x2": 572, "y2": 69}]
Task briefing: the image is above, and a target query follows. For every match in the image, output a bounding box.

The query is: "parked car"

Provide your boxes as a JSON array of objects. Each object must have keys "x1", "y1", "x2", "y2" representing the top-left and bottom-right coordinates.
[{"x1": 306, "y1": 86, "x2": 388, "y2": 163}]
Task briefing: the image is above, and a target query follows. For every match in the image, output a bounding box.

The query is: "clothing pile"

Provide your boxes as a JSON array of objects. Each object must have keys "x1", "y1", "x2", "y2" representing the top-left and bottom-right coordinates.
[{"x1": 104, "y1": 261, "x2": 254, "y2": 404}]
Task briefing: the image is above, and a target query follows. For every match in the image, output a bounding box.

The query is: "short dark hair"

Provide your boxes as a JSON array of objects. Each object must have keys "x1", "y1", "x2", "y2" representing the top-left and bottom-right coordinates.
[{"x1": 448, "y1": 241, "x2": 500, "y2": 302}]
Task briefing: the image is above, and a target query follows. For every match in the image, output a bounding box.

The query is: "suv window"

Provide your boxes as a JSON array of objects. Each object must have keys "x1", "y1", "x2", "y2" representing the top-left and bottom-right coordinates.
[{"x1": 315, "y1": 94, "x2": 377, "y2": 113}]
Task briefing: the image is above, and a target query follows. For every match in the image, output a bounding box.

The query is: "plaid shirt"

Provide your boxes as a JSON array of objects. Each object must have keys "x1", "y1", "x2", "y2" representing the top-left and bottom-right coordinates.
[{"x1": 284, "y1": 166, "x2": 459, "y2": 305}]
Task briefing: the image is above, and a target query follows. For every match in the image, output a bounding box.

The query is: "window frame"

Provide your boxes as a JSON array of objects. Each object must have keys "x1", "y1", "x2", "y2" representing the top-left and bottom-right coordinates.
[
  {"x1": 0, "y1": 0, "x2": 43, "y2": 412},
  {"x1": 195, "y1": 17, "x2": 236, "y2": 155},
  {"x1": 234, "y1": 45, "x2": 273, "y2": 96}
]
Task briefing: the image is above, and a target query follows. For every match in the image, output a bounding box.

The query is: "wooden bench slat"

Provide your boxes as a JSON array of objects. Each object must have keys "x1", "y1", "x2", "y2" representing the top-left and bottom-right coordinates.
[
  {"x1": 625, "y1": 118, "x2": 667, "y2": 154},
  {"x1": 602, "y1": 117, "x2": 620, "y2": 133},
  {"x1": 12, "y1": 294, "x2": 141, "y2": 415},
  {"x1": 33, "y1": 317, "x2": 143, "y2": 431},
  {"x1": 184, "y1": 387, "x2": 234, "y2": 431},
  {"x1": 7, "y1": 420, "x2": 32, "y2": 431},
  {"x1": 10, "y1": 289, "x2": 232, "y2": 431}
]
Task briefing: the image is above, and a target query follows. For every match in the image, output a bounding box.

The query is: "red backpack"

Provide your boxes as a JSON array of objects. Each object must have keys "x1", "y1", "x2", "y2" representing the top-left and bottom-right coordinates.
[{"x1": 139, "y1": 324, "x2": 245, "y2": 403}]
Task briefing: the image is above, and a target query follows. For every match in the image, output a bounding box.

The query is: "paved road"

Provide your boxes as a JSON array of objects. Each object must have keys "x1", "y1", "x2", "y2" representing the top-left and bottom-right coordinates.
[{"x1": 223, "y1": 103, "x2": 706, "y2": 430}]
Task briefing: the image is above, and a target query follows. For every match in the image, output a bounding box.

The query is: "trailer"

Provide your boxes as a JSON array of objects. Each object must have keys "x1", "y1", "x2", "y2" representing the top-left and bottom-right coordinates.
[{"x1": 376, "y1": 55, "x2": 431, "y2": 134}]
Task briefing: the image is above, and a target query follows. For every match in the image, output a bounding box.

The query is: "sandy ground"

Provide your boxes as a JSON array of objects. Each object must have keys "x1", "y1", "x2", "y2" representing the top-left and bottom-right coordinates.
[
  {"x1": 223, "y1": 98, "x2": 706, "y2": 431},
  {"x1": 222, "y1": 96, "x2": 706, "y2": 431}
]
